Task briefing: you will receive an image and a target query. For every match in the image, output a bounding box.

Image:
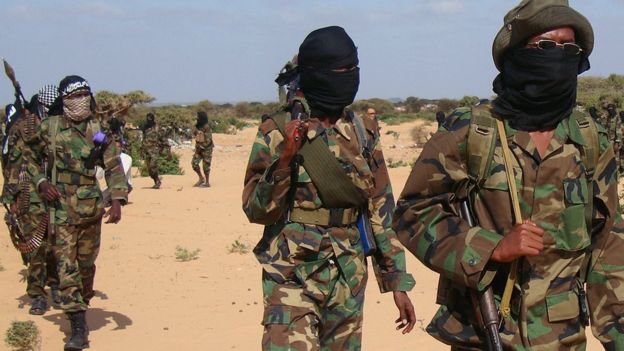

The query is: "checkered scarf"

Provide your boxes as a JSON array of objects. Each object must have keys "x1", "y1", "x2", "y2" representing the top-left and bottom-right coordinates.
[
  {"x1": 37, "y1": 85, "x2": 59, "y2": 108},
  {"x1": 63, "y1": 95, "x2": 92, "y2": 122}
]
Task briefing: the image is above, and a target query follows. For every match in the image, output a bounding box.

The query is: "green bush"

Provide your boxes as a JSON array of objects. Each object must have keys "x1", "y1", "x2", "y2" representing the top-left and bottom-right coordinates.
[
  {"x1": 139, "y1": 152, "x2": 183, "y2": 176},
  {"x1": 175, "y1": 246, "x2": 200, "y2": 262},
  {"x1": 4, "y1": 320, "x2": 41, "y2": 351},
  {"x1": 378, "y1": 112, "x2": 435, "y2": 125},
  {"x1": 227, "y1": 239, "x2": 250, "y2": 254}
]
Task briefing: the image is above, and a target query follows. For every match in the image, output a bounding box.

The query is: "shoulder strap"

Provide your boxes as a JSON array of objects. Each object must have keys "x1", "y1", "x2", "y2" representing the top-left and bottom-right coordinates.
[
  {"x1": 467, "y1": 105, "x2": 498, "y2": 188},
  {"x1": 268, "y1": 112, "x2": 366, "y2": 208},
  {"x1": 49, "y1": 116, "x2": 61, "y2": 187},
  {"x1": 572, "y1": 111, "x2": 599, "y2": 284},
  {"x1": 351, "y1": 112, "x2": 373, "y2": 160}
]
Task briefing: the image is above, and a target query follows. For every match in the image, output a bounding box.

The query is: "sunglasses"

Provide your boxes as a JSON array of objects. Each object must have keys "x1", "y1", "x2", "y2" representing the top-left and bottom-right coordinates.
[{"x1": 527, "y1": 39, "x2": 583, "y2": 55}]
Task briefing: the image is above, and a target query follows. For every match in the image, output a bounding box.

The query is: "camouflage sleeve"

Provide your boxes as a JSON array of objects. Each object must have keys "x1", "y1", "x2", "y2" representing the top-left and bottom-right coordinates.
[
  {"x1": 392, "y1": 122, "x2": 501, "y2": 292},
  {"x1": 205, "y1": 128, "x2": 213, "y2": 147},
  {"x1": 242, "y1": 122, "x2": 291, "y2": 225},
  {"x1": 367, "y1": 119, "x2": 415, "y2": 293},
  {"x1": 101, "y1": 134, "x2": 128, "y2": 204},
  {"x1": 586, "y1": 133, "x2": 624, "y2": 349}
]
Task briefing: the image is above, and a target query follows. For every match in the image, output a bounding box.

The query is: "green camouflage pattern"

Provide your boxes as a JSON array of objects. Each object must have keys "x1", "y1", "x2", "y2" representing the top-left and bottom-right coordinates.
[
  {"x1": 27, "y1": 114, "x2": 127, "y2": 312},
  {"x1": 393, "y1": 108, "x2": 624, "y2": 350},
  {"x1": 1, "y1": 111, "x2": 58, "y2": 298},
  {"x1": 243, "y1": 112, "x2": 415, "y2": 349},
  {"x1": 603, "y1": 111, "x2": 622, "y2": 174},
  {"x1": 191, "y1": 124, "x2": 213, "y2": 176},
  {"x1": 261, "y1": 237, "x2": 365, "y2": 350},
  {"x1": 29, "y1": 115, "x2": 128, "y2": 225},
  {"x1": 51, "y1": 222, "x2": 101, "y2": 312},
  {"x1": 141, "y1": 125, "x2": 168, "y2": 180}
]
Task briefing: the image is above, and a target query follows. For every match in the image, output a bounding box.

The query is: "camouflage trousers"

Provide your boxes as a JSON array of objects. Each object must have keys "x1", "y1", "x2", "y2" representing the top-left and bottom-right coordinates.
[
  {"x1": 52, "y1": 221, "x2": 101, "y2": 312},
  {"x1": 20, "y1": 207, "x2": 59, "y2": 298},
  {"x1": 261, "y1": 258, "x2": 366, "y2": 351},
  {"x1": 144, "y1": 151, "x2": 159, "y2": 180},
  {"x1": 191, "y1": 147, "x2": 213, "y2": 176}
]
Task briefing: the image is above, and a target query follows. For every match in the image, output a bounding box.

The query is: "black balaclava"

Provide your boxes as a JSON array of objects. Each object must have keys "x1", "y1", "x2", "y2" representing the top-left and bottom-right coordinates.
[
  {"x1": 607, "y1": 104, "x2": 617, "y2": 118},
  {"x1": 436, "y1": 111, "x2": 446, "y2": 125},
  {"x1": 110, "y1": 116, "x2": 123, "y2": 134},
  {"x1": 143, "y1": 113, "x2": 156, "y2": 131},
  {"x1": 492, "y1": 46, "x2": 588, "y2": 132},
  {"x1": 298, "y1": 26, "x2": 359, "y2": 117},
  {"x1": 196, "y1": 111, "x2": 209, "y2": 129},
  {"x1": 588, "y1": 107, "x2": 599, "y2": 121},
  {"x1": 620, "y1": 111, "x2": 624, "y2": 123}
]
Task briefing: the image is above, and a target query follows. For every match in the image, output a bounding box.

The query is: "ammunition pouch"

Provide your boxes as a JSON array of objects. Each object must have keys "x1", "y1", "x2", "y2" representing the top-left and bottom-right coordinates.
[
  {"x1": 56, "y1": 172, "x2": 96, "y2": 186},
  {"x1": 288, "y1": 207, "x2": 358, "y2": 227}
]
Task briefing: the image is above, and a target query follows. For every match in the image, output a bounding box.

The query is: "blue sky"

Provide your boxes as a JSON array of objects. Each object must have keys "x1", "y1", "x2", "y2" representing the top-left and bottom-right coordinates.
[{"x1": 2, "y1": 0, "x2": 623, "y2": 104}]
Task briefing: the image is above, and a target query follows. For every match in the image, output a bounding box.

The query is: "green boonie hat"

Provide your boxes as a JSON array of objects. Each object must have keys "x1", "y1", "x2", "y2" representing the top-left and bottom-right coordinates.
[{"x1": 492, "y1": 0, "x2": 594, "y2": 71}]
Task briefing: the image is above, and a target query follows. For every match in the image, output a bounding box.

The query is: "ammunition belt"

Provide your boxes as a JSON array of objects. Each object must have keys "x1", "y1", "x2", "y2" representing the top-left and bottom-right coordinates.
[
  {"x1": 289, "y1": 207, "x2": 358, "y2": 227},
  {"x1": 57, "y1": 172, "x2": 96, "y2": 185},
  {"x1": 18, "y1": 165, "x2": 31, "y2": 213}
]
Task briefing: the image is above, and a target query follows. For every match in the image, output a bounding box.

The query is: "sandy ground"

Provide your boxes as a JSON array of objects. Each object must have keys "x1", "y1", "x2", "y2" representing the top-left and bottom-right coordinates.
[{"x1": 0, "y1": 120, "x2": 603, "y2": 350}]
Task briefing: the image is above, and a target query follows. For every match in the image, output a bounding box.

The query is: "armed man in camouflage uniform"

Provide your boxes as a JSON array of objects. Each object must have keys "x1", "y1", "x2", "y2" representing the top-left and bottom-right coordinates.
[
  {"x1": 192, "y1": 111, "x2": 213, "y2": 187},
  {"x1": 141, "y1": 112, "x2": 168, "y2": 189},
  {"x1": 603, "y1": 104, "x2": 621, "y2": 174},
  {"x1": 1, "y1": 86, "x2": 62, "y2": 315},
  {"x1": 243, "y1": 26, "x2": 416, "y2": 351},
  {"x1": 29, "y1": 76, "x2": 127, "y2": 351},
  {"x1": 393, "y1": 1, "x2": 624, "y2": 350}
]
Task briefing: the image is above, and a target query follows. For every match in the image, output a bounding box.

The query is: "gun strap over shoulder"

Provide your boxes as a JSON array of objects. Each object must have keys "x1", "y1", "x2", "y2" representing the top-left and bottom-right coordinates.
[
  {"x1": 467, "y1": 105, "x2": 498, "y2": 188},
  {"x1": 572, "y1": 111, "x2": 599, "y2": 284},
  {"x1": 271, "y1": 113, "x2": 366, "y2": 208},
  {"x1": 465, "y1": 106, "x2": 601, "y2": 315}
]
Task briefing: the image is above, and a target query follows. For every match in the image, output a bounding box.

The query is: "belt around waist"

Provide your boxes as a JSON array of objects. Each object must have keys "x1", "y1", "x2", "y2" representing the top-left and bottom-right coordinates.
[
  {"x1": 56, "y1": 172, "x2": 96, "y2": 185},
  {"x1": 289, "y1": 207, "x2": 358, "y2": 227}
]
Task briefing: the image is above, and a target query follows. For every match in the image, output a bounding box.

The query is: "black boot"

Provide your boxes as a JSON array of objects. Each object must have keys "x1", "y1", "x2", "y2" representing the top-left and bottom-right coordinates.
[
  {"x1": 152, "y1": 176, "x2": 161, "y2": 189},
  {"x1": 64, "y1": 311, "x2": 89, "y2": 350},
  {"x1": 29, "y1": 296, "x2": 47, "y2": 315},
  {"x1": 50, "y1": 286, "x2": 61, "y2": 306}
]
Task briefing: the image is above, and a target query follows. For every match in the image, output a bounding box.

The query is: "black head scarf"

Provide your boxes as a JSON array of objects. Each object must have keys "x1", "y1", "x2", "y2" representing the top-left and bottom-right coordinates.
[
  {"x1": 588, "y1": 107, "x2": 599, "y2": 121},
  {"x1": 298, "y1": 26, "x2": 359, "y2": 117},
  {"x1": 143, "y1": 112, "x2": 156, "y2": 131},
  {"x1": 492, "y1": 46, "x2": 588, "y2": 132},
  {"x1": 620, "y1": 111, "x2": 624, "y2": 123},
  {"x1": 196, "y1": 111, "x2": 209, "y2": 129},
  {"x1": 607, "y1": 104, "x2": 617, "y2": 118}
]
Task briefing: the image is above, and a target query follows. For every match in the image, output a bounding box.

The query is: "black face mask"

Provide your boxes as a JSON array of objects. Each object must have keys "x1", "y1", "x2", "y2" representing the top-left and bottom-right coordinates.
[
  {"x1": 300, "y1": 67, "x2": 360, "y2": 117},
  {"x1": 492, "y1": 46, "x2": 587, "y2": 132}
]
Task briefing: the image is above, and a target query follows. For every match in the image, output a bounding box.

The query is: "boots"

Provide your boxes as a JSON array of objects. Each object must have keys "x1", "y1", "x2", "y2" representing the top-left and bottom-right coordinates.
[
  {"x1": 152, "y1": 176, "x2": 161, "y2": 189},
  {"x1": 50, "y1": 286, "x2": 61, "y2": 306},
  {"x1": 65, "y1": 311, "x2": 89, "y2": 350},
  {"x1": 193, "y1": 169, "x2": 205, "y2": 187},
  {"x1": 199, "y1": 174, "x2": 210, "y2": 188}
]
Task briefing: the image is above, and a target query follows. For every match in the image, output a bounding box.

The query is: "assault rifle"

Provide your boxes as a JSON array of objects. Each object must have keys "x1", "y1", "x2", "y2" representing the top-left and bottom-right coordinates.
[{"x1": 460, "y1": 199, "x2": 503, "y2": 351}]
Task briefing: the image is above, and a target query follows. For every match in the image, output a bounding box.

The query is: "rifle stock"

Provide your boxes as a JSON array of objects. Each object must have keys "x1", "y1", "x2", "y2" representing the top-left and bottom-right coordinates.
[{"x1": 460, "y1": 200, "x2": 503, "y2": 351}]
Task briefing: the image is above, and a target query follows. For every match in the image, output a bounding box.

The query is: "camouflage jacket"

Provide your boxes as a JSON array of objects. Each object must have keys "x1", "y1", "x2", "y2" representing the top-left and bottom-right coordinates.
[
  {"x1": 243, "y1": 112, "x2": 415, "y2": 296},
  {"x1": 393, "y1": 108, "x2": 624, "y2": 349},
  {"x1": 194, "y1": 125, "x2": 213, "y2": 151},
  {"x1": 141, "y1": 125, "x2": 168, "y2": 155},
  {"x1": 1, "y1": 111, "x2": 43, "y2": 207},
  {"x1": 28, "y1": 115, "x2": 128, "y2": 226},
  {"x1": 605, "y1": 113, "x2": 622, "y2": 144}
]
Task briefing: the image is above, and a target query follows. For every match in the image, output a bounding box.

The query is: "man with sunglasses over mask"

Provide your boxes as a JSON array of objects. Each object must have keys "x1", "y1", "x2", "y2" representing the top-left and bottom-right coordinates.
[
  {"x1": 394, "y1": 0, "x2": 624, "y2": 349},
  {"x1": 28, "y1": 75, "x2": 128, "y2": 350},
  {"x1": 243, "y1": 26, "x2": 416, "y2": 350}
]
